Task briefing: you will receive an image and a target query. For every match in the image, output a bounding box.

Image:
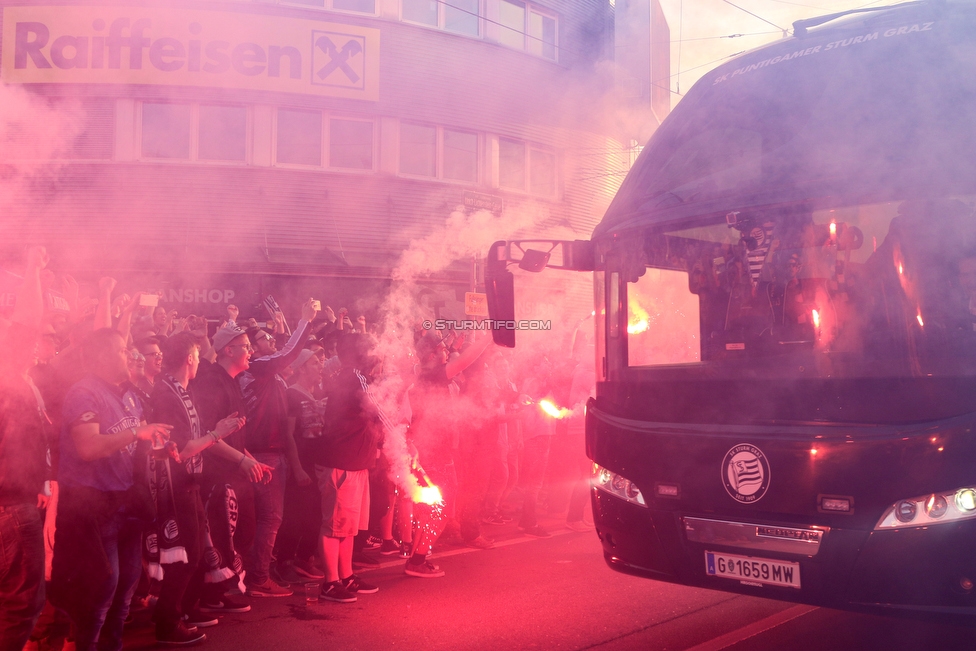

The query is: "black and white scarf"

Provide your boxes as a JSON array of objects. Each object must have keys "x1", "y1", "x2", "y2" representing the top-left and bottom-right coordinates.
[{"x1": 146, "y1": 374, "x2": 205, "y2": 576}]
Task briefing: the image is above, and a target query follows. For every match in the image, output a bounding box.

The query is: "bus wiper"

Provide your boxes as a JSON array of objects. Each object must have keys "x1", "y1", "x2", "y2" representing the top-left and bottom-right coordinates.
[
  {"x1": 792, "y1": 1, "x2": 924, "y2": 36},
  {"x1": 639, "y1": 181, "x2": 707, "y2": 212}
]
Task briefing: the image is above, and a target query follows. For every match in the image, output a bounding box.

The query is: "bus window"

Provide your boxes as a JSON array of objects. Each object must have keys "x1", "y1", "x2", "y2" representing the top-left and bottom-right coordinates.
[
  {"x1": 627, "y1": 268, "x2": 700, "y2": 367},
  {"x1": 628, "y1": 196, "x2": 976, "y2": 380}
]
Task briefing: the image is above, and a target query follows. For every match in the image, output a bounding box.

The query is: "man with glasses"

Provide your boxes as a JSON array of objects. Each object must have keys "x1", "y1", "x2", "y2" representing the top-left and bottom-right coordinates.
[
  {"x1": 134, "y1": 337, "x2": 163, "y2": 397},
  {"x1": 238, "y1": 300, "x2": 318, "y2": 597}
]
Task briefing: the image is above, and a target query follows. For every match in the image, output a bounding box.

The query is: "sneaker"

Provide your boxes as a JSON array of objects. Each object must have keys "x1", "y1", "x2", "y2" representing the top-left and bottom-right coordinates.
[
  {"x1": 378, "y1": 539, "x2": 400, "y2": 556},
  {"x1": 464, "y1": 536, "x2": 495, "y2": 549},
  {"x1": 404, "y1": 560, "x2": 445, "y2": 578},
  {"x1": 272, "y1": 562, "x2": 303, "y2": 585},
  {"x1": 292, "y1": 559, "x2": 326, "y2": 579},
  {"x1": 352, "y1": 552, "x2": 380, "y2": 568},
  {"x1": 319, "y1": 581, "x2": 357, "y2": 603},
  {"x1": 437, "y1": 530, "x2": 466, "y2": 546},
  {"x1": 363, "y1": 535, "x2": 383, "y2": 550},
  {"x1": 183, "y1": 611, "x2": 218, "y2": 628},
  {"x1": 341, "y1": 574, "x2": 379, "y2": 594},
  {"x1": 482, "y1": 514, "x2": 513, "y2": 525},
  {"x1": 246, "y1": 578, "x2": 294, "y2": 597},
  {"x1": 198, "y1": 597, "x2": 251, "y2": 614},
  {"x1": 520, "y1": 525, "x2": 552, "y2": 538},
  {"x1": 566, "y1": 520, "x2": 594, "y2": 532},
  {"x1": 156, "y1": 622, "x2": 206, "y2": 646}
]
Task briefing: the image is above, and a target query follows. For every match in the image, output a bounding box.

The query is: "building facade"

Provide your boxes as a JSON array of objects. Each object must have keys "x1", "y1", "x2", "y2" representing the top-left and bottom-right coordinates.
[{"x1": 0, "y1": 0, "x2": 667, "y2": 319}]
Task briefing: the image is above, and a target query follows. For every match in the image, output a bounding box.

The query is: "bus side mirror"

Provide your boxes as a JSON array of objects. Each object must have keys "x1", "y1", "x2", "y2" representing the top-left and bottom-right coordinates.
[
  {"x1": 486, "y1": 240, "x2": 516, "y2": 348},
  {"x1": 518, "y1": 249, "x2": 551, "y2": 272}
]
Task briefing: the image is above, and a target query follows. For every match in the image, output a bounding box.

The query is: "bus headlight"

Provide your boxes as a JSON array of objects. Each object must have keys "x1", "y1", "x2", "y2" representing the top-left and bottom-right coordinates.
[
  {"x1": 876, "y1": 487, "x2": 976, "y2": 530},
  {"x1": 592, "y1": 464, "x2": 647, "y2": 507}
]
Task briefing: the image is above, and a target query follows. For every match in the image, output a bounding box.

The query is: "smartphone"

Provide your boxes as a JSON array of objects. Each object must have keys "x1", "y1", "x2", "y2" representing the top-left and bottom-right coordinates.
[
  {"x1": 139, "y1": 294, "x2": 159, "y2": 307},
  {"x1": 311, "y1": 300, "x2": 321, "y2": 311}
]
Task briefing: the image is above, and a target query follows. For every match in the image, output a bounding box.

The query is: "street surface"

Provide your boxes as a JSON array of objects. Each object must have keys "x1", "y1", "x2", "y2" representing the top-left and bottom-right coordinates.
[{"x1": 121, "y1": 516, "x2": 976, "y2": 651}]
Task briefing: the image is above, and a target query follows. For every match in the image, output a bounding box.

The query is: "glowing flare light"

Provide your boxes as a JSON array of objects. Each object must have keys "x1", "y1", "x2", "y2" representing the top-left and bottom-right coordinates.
[
  {"x1": 811, "y1": 309, "x2": 821, "y2": 330},
  {"x1": 627, "y1": 320, "x2": 649, "y2": 335},
  {"x1": 539, "y1": 399, "x2": 571, "y2": 419},
  {"x1": 410, "y1": 463, "x2": 444, "y2": 505},
  {"x1": 415, "y1": 485, "x2": 444, "y2": 505}
]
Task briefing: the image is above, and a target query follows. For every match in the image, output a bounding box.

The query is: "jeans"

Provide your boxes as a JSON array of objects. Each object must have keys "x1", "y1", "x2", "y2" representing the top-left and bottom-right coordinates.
[
  {"x1": 0, "y1": 503, "x2": 45, "y2": 651},
  {"x1": 75, "y1": 508, "x2": 144, "y2": 651},
  {"x1": 518, "y1": 436, "x2": 551, "y2": 529},
  {"x1": 247, "y1": 452, "x2": 287, "y2": 585}
]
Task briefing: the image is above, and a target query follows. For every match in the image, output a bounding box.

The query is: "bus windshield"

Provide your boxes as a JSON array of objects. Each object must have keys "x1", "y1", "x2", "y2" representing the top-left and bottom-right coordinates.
[
  {"x1": 626, "y1": 195, "x2": 976, "y2": 380},
  {"x1": 600, "y1": 10, "x2": 976, "y2": 233}
]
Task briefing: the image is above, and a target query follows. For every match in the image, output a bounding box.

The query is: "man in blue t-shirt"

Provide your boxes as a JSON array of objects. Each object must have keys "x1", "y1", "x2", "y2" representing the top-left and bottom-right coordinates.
[{"x1": 50, "y1": 328, "x2": 173, "y2": 651}]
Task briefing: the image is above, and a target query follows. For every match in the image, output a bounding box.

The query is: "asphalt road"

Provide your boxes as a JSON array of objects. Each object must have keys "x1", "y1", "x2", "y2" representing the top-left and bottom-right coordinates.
[{"x1": 120, "y1": 520, "x2": 976, "y2": 651}]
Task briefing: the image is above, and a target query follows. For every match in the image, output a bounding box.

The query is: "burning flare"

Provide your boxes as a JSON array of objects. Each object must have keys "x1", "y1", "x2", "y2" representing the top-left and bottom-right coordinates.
[
  {"x1": 811, "y1": 309, "x2": 821, "y2": 330},
  {"x1": 410, "y1": 463, "x2": 444, "y2": 505},
  {"x1": 538, "y1": 398, "x2": 571, "y2": 420},
  {"x1": 628, "y1": 299, "x2": 650, "y2": 335}
]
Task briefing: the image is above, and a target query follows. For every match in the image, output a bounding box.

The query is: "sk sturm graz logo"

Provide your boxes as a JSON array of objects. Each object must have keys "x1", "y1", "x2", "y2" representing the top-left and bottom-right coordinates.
[
  {"x1": 722, "y1": 443, "x2": 771, "y2": 503},
  {"x1": 312, "y1": 31, "x2": 366, "y2": 89}
]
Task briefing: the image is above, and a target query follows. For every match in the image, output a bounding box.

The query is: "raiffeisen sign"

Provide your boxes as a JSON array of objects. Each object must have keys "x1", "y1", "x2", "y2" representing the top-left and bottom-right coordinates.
[{"x1": 0, "y1": 6, "x2": 380, "y2": 100}]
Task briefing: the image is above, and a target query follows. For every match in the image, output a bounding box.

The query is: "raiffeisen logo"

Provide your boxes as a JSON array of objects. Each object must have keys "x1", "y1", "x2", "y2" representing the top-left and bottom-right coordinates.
[{"x1": 1, "y1": 7, "x2": 380, "y2": 100}]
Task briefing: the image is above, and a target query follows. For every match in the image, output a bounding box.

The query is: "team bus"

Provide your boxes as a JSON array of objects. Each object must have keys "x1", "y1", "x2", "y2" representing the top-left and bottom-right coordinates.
[{"x1": 486, "y1": 0, "x2": 976, "y2": 621}]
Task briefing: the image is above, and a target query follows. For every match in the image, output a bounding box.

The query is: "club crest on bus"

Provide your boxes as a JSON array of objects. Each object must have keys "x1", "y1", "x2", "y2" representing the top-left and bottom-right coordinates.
[{"x1": 722, "y1": 444, "x2": 770, "y2": 503}]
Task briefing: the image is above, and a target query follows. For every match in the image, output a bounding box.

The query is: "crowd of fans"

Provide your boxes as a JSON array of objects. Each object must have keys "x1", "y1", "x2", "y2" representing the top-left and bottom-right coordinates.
[{"x1": 0, "y1": 247, "x2": 594, "y2": 650}]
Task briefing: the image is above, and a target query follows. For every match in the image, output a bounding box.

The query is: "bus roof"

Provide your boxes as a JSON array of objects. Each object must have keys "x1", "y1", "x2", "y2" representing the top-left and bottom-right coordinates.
[{"x1": 595, "y1": 0, "x2": 976, "y2": 238}]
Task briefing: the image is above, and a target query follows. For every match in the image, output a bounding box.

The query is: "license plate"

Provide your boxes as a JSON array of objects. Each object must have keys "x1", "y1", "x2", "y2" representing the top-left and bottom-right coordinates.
[{"x1": 705, "y1": 551, "x2": 801, "y2": 589}]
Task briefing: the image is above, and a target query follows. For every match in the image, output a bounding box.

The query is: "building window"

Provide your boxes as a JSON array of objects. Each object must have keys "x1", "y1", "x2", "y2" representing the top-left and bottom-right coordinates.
[
  {"x1": 528, "y1": 9, "x2": 557, "y2": 59},
  {"x1": 498, "y1": 138, "x2": 525, "y2": 190},
  {"x1": 274, "y1": 111, "x2": 374, "y2": 170},
  {"x1": 277, "y1": 109, "x2": 322, "y2": 166},
  {"x1": 497, "y1": 137, "x2": 556, "y2": 196},
  {"x1": 498, "y1": 0, "x2": 557, "y2": 60},
  {"x1": 199, "y1": 105, "x2": 247, "y2": 162},
  {"x1": 399, "y1": 123, "x2": 479, "y2": 183},
  {"x1": 402, "y1": 0, "x2": 480, "y2": 36},
  {"x1": 443, "y1": 129, "x2": 478, "y2": 182},
  {"x1": 142, "y1": 102, "x2": 191, "y2": 160},
  {"x1": 279, "y1": 0, "x2": 375, "y2": 14},
  {"x1": 400, "y1": 123, "x2": 437, "y2": 177},
  {"x1": 330, "y1": 119, "x2": 373, "y2": 170},
  {"x1": 140, "y1": 102, "x2": 248, "y2": 162}
]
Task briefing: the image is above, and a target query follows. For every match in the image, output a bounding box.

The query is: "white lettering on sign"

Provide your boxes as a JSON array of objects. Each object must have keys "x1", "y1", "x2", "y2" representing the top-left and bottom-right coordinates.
[
  {"x1": 161, "y1": 289, "x2": 236, "y2": 304},
  {"x1": 713, "y1": 22, "x2": 936, "y2": 85}
]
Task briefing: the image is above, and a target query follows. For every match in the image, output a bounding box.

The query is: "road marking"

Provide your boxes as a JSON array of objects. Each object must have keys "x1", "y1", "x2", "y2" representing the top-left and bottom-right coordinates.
[
  {"x1": 358, "y1": 527, "x2": 578, "y2": 572},
  {"x1": 682, "y1": 604, "x2": 819, "y2": 651}
]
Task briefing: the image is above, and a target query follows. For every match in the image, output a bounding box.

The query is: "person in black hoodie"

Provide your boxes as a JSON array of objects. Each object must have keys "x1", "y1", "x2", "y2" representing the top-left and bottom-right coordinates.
[{"x1": 237, "y1": 299, "x2": 318, "y2": 597}]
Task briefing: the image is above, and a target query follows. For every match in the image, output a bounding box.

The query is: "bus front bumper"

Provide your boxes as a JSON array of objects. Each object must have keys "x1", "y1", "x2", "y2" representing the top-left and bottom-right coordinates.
[{"x1": 592, "y1": 488, "x2": 976, "y2": 621}]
